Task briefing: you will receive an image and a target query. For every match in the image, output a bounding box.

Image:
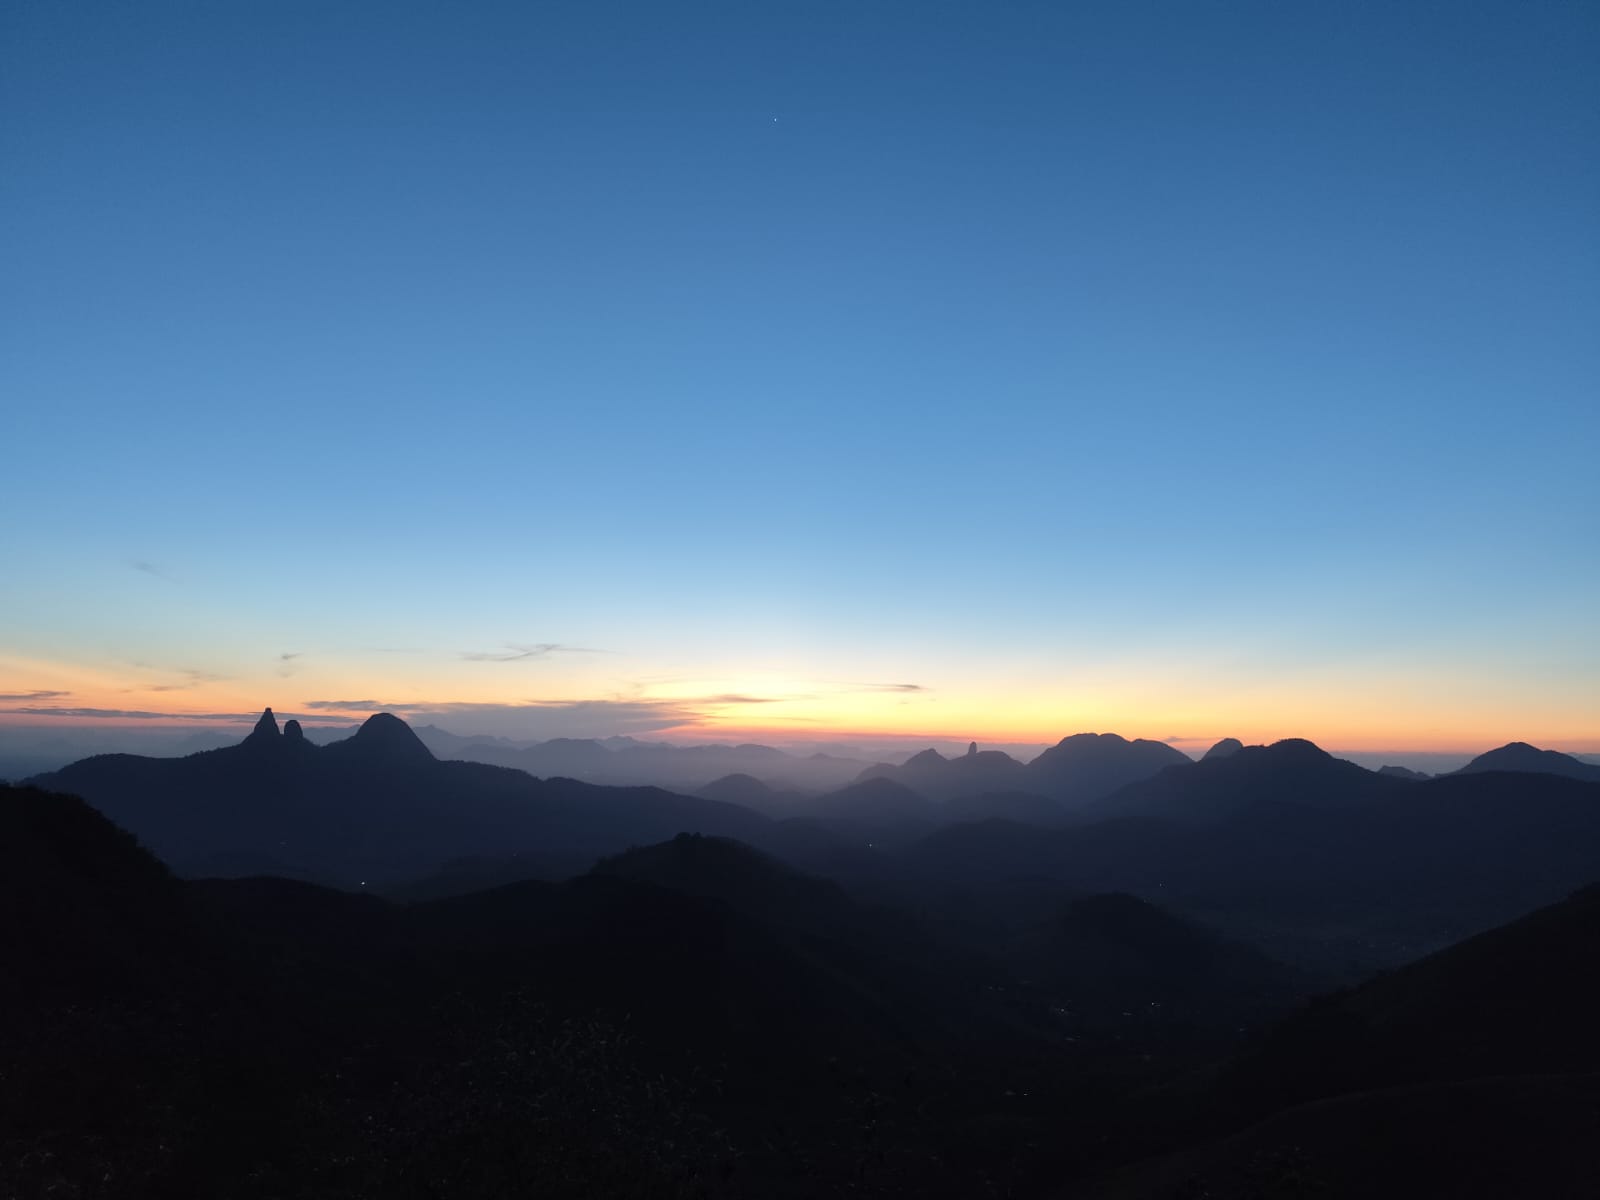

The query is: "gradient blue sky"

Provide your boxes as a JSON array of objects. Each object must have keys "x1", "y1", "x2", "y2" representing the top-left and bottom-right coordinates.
[{"x1": 3, "y1": 1, "x2": 1597, "y2": 751}]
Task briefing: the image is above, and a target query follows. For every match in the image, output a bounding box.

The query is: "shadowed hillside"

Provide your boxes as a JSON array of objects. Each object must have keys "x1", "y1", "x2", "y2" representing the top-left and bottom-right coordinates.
[{"x1": 1075, "y1": 884, "x2": 1600, "y2": 1199}]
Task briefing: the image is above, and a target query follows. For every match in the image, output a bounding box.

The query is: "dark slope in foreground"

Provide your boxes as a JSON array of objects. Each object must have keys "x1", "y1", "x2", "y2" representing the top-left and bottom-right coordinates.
[
  {"x1": 1229, "y1": 882, "x2": 1600, "y2": 1106},
  {"x1": 31, "y1": 709, "x2": 773, "y2": 886},
  {"x1": 1, "y1": 780, "x2": 1332, "y2": 1198},
  {"x1": 1077, "y1": 883, "x2": 1600, "y2": 1199},
  {"x1": 1083, "y1": 1074, "x2": 1600, "y2": 1200},
  {"x1": 0, "y1": 783, "x2": 951, "y2": 1195},
  {"x1": 1029, "y1": 893, "x2": 1309, "y2": 1033}
]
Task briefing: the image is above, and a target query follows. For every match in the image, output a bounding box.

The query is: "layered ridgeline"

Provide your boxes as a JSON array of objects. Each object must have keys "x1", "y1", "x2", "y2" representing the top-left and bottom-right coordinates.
[
  {"x1": 900, "y1": 738, "x2": 1600, "y2": 973},
  {"x1": 402, "y1": 727, "x2": 872, "y2": 793},
  {"x1": 31, "y1": 709, "x2": 773, "y2": 887},
  {"x1": 853, "y1": 732, "x2": 1190, "y2": 813},
  {"x1": 30, "y1": 713, "x2": 1600, "y2": 976},
  {"x1": 3, "y1": 781, "x2": 1332, "y2": 1198},
  {"x1": 9, "y1": 773, "x2": 1600, "y2": 1198}
]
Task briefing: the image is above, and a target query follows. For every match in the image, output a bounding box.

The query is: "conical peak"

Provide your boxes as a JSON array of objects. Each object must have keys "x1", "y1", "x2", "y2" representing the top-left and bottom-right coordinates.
[
  {"x1": 1202, "y1": 737, "x2": 1244, "y2": 762},
  {"x1": 247, "y1": 708, "x2": 280, "y2": 740},
  {"x1": 350, "y1": 712, "x2": 435, "y2": 763}
]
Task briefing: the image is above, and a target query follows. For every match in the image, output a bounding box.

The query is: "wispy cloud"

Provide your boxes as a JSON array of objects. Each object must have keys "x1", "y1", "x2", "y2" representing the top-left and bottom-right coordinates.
[
  {"x1": 459, "y1": 642, "x2": 603, "y2": 663},
  {"x1": 0, "y1": 690, "x2": 70, "y2": 702},
  {"x1": 703, "y1": 694, "x2": 783, "y2": 705},
  {"x1": 277, "y1": 652, "x2": 302, "y2": 679},
  {"x1": 2, "y1": 706, "x2": 258, "y2": 721},
  {"x1": 135, "y1": 668, "x2": 230, "y2": 693},
  {"x1": 128, "y1": 558, "x2": 179, "y2": 583}
]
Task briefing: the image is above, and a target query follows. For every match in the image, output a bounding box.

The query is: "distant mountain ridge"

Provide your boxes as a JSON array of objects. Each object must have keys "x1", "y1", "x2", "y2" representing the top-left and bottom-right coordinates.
[
  {"x1": 418, "y1": 730, "x2": 871, "y2": 793},
  {"x1": 1082, "y1": 737, "x2": 1398, "y2": 824},
  {"x1": 1453, "y1": 741, "x2": 1600, "y2": 783},
  {"x1": 857, "y1": 732, "x2": 1190, "y2": 809},
  {"x1": 30, "y1": 709, "x2": 775, "y2": 887}
]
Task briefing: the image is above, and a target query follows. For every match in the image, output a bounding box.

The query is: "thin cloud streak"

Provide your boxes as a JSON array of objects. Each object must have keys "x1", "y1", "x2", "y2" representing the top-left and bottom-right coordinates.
[
  {"x1": 4, "y1": 706, "x2": 260, "y2": 721},
  {"x1": 127, "y1": 558, "x2": 179, "y2": 583},
  {"x1": 459, "y1": 643, "x2": 604, "y2": 663},
  {"x1": 133, "y1": 668, "x2": 231, "y2": 693}
]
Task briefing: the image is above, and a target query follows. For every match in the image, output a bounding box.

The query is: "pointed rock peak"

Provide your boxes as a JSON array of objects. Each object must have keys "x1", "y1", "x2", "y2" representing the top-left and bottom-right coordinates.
[
  {"x1": 283, "y1": 718, "x2": 305, "y2": 742},
  {"x1": 247, "y1": 707, "x2": 280, "y2": 740},
  {"x1": 968, "y1": 741, "x2": 978, "y2": 757},
  {"x1": 1202, "y1": 737, "x2": 1244, "y2": 762},
  {"x1": 351, "y1": 712, "x2": 435, "y2": 763},
  {"x1": 904, "y1": 748, "x2": 948, "y2": 768}
]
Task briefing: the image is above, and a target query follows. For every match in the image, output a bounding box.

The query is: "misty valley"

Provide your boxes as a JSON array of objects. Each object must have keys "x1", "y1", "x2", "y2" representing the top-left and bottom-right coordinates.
[{"x1": 4, "y1": 711, "x2": 1599, "y2": 1198}]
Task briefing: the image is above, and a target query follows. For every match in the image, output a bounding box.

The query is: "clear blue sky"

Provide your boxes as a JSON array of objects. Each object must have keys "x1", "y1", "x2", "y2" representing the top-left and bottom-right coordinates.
[{"x1": 2, "y1": 1, "x2": 1596, "y2": 750}]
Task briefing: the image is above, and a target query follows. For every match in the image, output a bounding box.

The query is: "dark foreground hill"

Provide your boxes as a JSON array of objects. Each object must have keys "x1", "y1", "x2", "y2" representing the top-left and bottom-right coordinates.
[
  {"x1": 2, "y1": 780, "x2": 1342, "y2": 1198},
  {"x1": 11, "y1": 774, "x2": 1600, "y2": 1198},
  {"x1": 1075, "y1": 884, "x2": 1600, "y2": 1199},
  {"x1": 0, "y1": 783, "x2": 950, "y2": 1195}
]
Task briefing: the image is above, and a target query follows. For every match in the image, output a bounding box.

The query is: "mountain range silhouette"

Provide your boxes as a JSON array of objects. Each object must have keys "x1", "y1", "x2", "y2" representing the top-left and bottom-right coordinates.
[{"x1": 8, "y1": 703, "x2": 1600, "y2": 1197}]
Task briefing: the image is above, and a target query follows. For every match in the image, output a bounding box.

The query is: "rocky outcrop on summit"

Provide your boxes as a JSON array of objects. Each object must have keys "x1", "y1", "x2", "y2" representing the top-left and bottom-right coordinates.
[
  {"x1": 245, "y1": 707, "x2": 281, "y2": 741},
  {"x1": 856, "y1": 746, "x2": 1028, "y2": 802}
]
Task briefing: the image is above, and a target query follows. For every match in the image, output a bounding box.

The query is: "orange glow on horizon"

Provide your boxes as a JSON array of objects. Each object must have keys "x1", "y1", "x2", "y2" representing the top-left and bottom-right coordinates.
[{"x1": 2, "y1": 651, "x2": 1595, "y2": 756}]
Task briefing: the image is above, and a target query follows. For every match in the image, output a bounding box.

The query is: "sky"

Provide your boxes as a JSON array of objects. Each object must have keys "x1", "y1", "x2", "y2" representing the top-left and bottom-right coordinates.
[{"x1": 2, "y1": 0, "x2": 1597, "y2": 756}]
